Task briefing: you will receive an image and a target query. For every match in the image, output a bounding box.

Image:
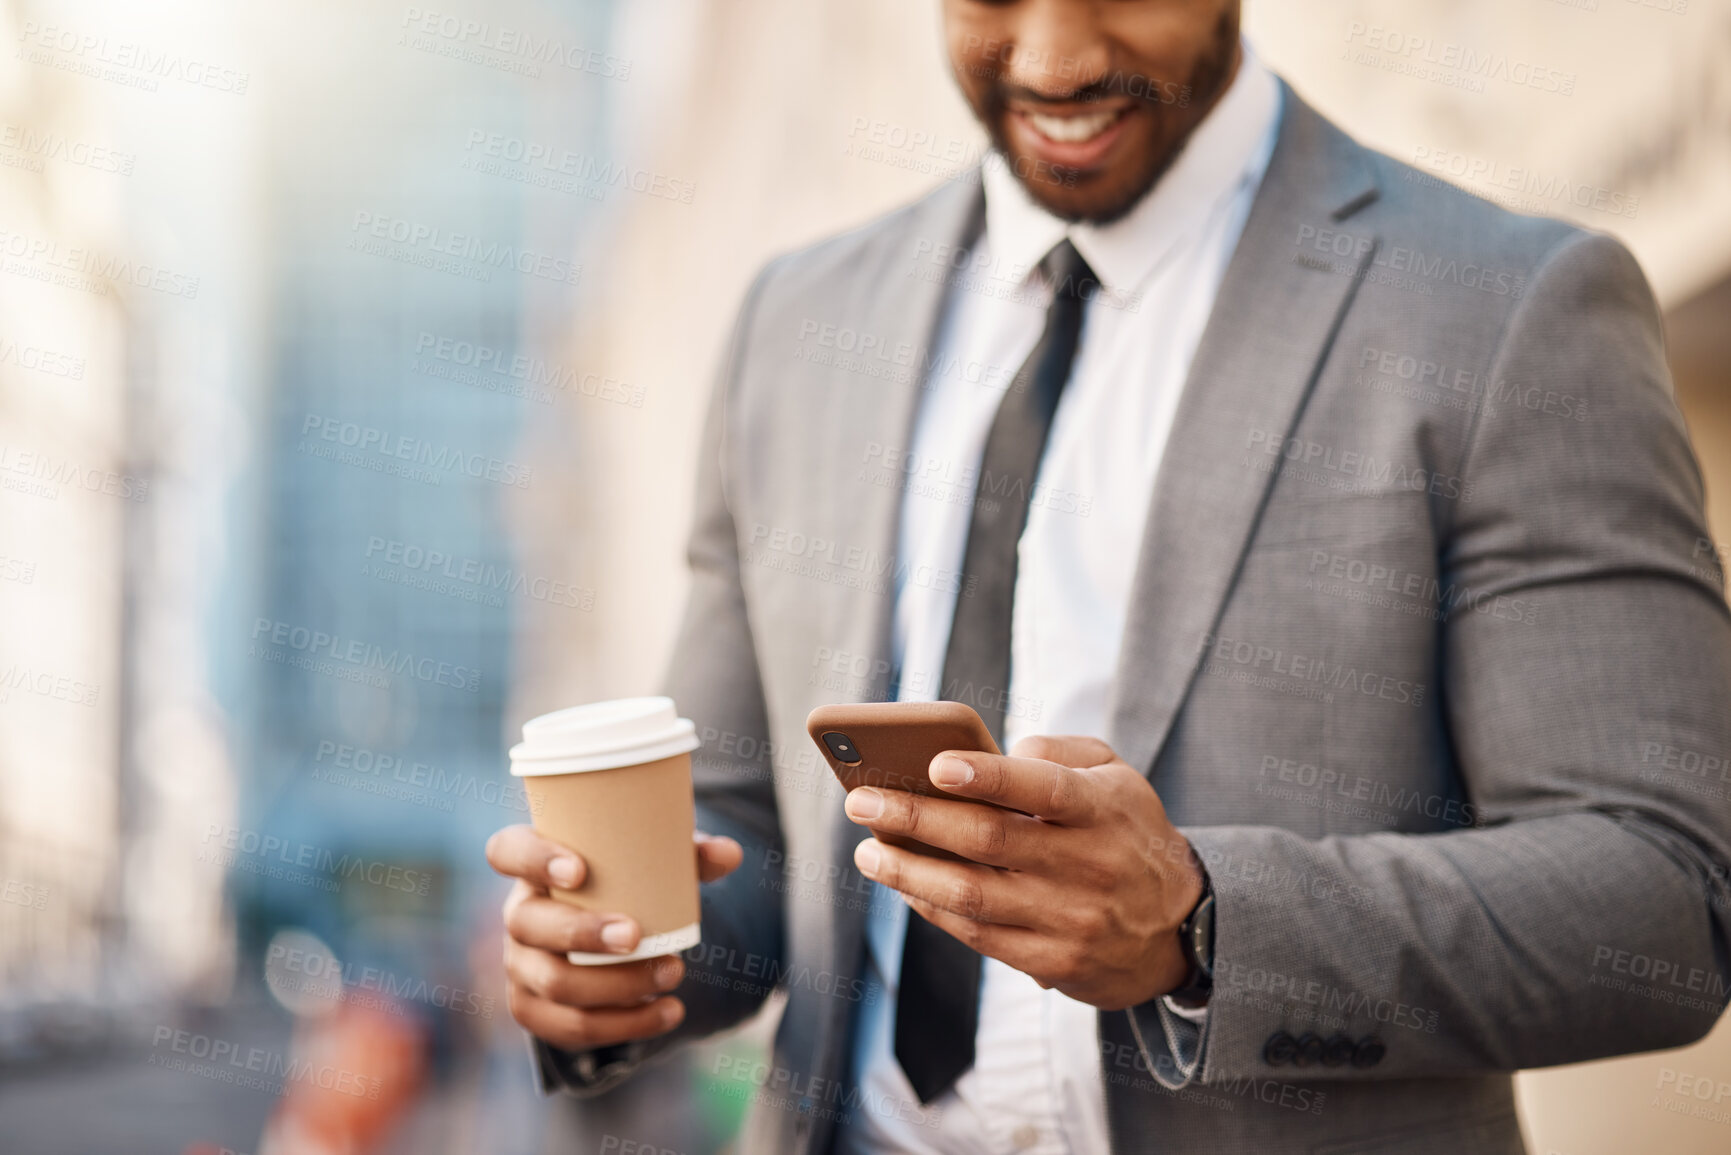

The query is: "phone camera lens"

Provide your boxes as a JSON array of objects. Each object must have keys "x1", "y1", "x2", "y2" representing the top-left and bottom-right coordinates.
[{"x1": 822, "y1": 732, "x2": 861, "y2": 764}]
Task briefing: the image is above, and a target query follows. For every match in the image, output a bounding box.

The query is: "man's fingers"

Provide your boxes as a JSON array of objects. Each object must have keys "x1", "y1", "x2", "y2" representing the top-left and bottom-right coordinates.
[
  {"x1": 503, "y1": 937, "x2": 683, "y2": 1007},
  {"x1": 926, "y1": 746, "x2": 1101, "y2": 825},
  {"x1": 1007, "y1": 734, "x2": 1117, "y2": 770},
  {"x1": 695, "y1": 832, "x2": 743, "y2": 883},
  {"x1": 506, "y1": 890, "x2": 642, "y2": 956},
  {"x1": 508, "y1": 982, "x2": 685, "y2": 1051},
  {"x1": 489, "y1": 826, "x2": 740, "y2": 889},
  {"x1": 486, "y1": 824, "x2": 587, "y2": 890},
  {"x1": 852, "y1": 837, "x2": 1034, "y2": 927},
  {"x1": 901, "y1": 892, "x2": 1049, "y2": 968},
  {"x1": 845, "y1": 786, "x2": 1037, "y2": 867}
]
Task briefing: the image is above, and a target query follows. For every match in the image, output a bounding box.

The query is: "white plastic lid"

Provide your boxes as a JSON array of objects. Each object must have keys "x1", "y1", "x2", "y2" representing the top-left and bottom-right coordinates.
[{"x1": 509, "y1": 696, "x2": 699, "y2": 775}]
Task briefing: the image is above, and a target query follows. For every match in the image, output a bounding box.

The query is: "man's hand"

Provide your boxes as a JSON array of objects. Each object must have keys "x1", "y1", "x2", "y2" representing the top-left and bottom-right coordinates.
[
  {"x1": 485, "y1": 825, "x2": 742, "y2": 1051},
  {"x1": 844, "y1": 735, "x2": 1203, "y2": 1011}
]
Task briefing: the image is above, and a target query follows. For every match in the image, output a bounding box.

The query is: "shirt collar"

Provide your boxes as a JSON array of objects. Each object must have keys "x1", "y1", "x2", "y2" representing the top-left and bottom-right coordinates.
[{"x1": 981, "y1": 42, "x2": 1283, "y2": 296}]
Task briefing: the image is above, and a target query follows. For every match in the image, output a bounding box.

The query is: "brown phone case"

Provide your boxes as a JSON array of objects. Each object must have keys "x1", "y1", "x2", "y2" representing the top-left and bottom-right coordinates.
[{"x1": 806, "y1": 700, "x2": 1004, "y2": 862}]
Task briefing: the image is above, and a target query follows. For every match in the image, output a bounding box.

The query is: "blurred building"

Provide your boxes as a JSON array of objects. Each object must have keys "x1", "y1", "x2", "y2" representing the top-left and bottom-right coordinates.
[
  {"x1": 0, "y1": 0, "x2": 626, "y2": 1150},
  {"x1": 0, "y1": 0, "x2": 138, "y2": 1043}
]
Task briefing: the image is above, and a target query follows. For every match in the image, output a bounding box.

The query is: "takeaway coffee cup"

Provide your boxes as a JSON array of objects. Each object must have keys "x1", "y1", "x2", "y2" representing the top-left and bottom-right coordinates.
[{"x1": 509, "y1": 696, "x2": 701, "y2": 964}]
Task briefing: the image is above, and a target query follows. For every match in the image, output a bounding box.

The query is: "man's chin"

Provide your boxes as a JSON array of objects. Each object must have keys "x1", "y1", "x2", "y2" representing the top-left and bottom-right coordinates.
[{"x1": 1006, "y1": 160, "x2": 1159, "y2": 227}]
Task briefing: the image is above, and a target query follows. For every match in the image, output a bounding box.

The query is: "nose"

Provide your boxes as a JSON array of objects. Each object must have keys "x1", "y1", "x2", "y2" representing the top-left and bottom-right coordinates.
[{"x1": 997, "y1": 0, "x2": 1111, "y2": 99}]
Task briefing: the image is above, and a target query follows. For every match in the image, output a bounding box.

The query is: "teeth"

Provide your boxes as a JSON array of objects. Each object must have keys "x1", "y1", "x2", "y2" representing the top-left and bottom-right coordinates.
[{"x1": 1025, "y1": 108, "x2": 1120, "y2": 144}]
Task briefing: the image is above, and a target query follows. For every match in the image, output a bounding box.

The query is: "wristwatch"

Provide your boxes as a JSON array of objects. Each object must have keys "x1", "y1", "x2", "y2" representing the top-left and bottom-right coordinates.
[{"x1": 1165, "y1": 875, "x2": 1215, "y2": 1009}]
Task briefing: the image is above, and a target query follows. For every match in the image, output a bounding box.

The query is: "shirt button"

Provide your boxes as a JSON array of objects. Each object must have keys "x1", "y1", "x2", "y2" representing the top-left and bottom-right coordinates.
[{"x1": 1010, "y1": 1123, "x2": 1040, "y2": 1148}]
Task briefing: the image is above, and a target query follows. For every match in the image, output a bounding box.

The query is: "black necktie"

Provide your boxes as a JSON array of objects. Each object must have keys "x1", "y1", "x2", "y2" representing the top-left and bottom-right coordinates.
[{"x1": 894, "y1": 239, "x2": 1097, "y2": 1104}]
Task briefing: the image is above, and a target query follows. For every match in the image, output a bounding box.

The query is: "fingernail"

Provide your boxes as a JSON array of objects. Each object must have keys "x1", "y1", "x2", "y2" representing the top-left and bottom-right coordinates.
[
  {"x1": 932, "y1": 756, "x2": 972, "y2": 788},
  {"x1": 654, "y1": 959, "x2": 682, "y2": 989},
  {"x1": 854, "y1": 839, "x2": 882, "y2": 877},
  {"x1": 846, "y1": 787, "x2": 884, "y2": 821},
  {"x1": 660, "y1": 1001, "x2": 683, "y2": 1028},
  {"x1": 549, "y1": 856, "x2": 581, "y2": 888},
  {"x1": 601, "y1": 921, "x2": 637, "y2": 952}
]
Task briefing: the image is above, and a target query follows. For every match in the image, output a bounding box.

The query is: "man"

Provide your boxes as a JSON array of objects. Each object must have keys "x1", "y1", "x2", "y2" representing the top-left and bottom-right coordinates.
[{"x1": 488, "y1": 0, "x2": 1731, "y2": 1151}]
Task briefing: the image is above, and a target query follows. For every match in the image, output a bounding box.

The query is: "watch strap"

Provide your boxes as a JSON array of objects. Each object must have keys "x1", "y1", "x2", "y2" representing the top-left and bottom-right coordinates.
[{"x1": 1165, "y1": 877, "x2": 1215, "y2": 1008}]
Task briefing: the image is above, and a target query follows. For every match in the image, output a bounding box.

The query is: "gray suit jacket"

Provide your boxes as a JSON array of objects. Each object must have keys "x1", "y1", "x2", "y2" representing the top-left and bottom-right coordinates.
[{"x1": 539, "y1": 83, "x2": 1731, "y2": 1154}]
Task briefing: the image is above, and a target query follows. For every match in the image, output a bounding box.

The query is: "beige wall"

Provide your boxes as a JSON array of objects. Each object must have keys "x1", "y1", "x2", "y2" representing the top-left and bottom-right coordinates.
[
  {"x1": 1247, "y1": 0, "x2": 1731, "y2": 307},
  {"x1": 512, "y1": 3, "x2": 1731, "y2": 1149},
  {"x1": 1541, "y1": 274, "x2": 1731, "y2": 1155},
  {"x1": 507, "y1": 0, "x2": 982, "y2": 718}
]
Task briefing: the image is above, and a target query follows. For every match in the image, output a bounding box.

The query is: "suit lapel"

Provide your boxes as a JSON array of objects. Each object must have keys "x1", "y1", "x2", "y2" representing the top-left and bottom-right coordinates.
[
  {"x1": 830, "y1": 175, "x2": 987, "y2": 689},
  {"x1": 1107, "y1": 86, "x2": 1383, "y2": 779},
  {"x1": 812, "y1": 174, "x2": 986, "y2": 1076}
]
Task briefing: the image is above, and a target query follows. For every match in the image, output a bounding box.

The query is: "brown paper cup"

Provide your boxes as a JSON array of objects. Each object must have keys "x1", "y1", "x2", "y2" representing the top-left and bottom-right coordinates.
[{"x1": 510, "y1": 698, "x2": 701, "y2": 964}]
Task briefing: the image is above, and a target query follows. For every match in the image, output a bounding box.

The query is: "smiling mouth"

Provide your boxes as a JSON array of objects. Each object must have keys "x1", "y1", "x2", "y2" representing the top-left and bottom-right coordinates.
[{"x1": 1020, "y1": 106, "x2": 1128, "y2": 144}]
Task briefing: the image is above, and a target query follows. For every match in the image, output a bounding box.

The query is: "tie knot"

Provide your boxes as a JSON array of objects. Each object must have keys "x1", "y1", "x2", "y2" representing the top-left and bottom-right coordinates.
[{"x1": 1044, "y1": 238, "x2": 1098, "y2": 303}]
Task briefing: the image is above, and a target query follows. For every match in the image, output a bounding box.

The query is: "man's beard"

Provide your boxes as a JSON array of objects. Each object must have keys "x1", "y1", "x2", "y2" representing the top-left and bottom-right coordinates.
[{"x1": 972, "y1": 11, "x2": 1240, "y2": 225}]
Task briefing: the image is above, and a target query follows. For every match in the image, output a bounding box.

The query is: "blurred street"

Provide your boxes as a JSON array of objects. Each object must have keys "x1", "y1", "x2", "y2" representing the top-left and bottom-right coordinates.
[
  {"x1": 0, "y1": 994, "x2": 553, "y2": 1155},
  {"x1": 0, "y1": 1001, "x2": 292, "y2": 1155}
]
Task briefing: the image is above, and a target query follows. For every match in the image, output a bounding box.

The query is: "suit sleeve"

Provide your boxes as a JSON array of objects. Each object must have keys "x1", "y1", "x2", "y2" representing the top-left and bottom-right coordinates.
[
  {"x1": 1132, "y1": 230, "x2": 1731, "y2": 1087},
  {"x1": 534, "y1": 266, "x2": 789, "y2": 1097}
]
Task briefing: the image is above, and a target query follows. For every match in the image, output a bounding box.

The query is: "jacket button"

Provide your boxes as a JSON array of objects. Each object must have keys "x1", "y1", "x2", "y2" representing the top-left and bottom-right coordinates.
[
  {"x1": 1352, "y1": 1035, "x2": 1387, "y2": 1068},
  {"x1": 1262, "y1": 1031, "x2": 1298, "y2": 1066},
  {"x1": 1293, "y1": 1032, "x2": 1324, "y2": 1067},
  {"x1": 1321, "y1": 1033, "x2": 1356, "y2": 1067}
]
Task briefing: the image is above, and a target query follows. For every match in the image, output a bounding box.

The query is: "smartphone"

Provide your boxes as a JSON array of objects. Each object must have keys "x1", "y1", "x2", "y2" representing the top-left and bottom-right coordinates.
[{"x1": 806, "y1": 700, "x2": 1004, "y2": 862}]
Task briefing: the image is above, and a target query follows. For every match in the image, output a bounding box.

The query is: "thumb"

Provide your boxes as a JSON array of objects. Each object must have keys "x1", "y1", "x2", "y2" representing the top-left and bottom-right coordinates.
[{"x1": 695, "y1": 832, "x2": 743, "y2": 882}]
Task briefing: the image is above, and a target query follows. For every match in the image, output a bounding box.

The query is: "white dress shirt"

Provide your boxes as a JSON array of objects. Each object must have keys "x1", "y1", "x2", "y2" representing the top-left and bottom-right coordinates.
[{"x1": 834, "y1": 47, "x2": 1282, "y2": 1155}]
